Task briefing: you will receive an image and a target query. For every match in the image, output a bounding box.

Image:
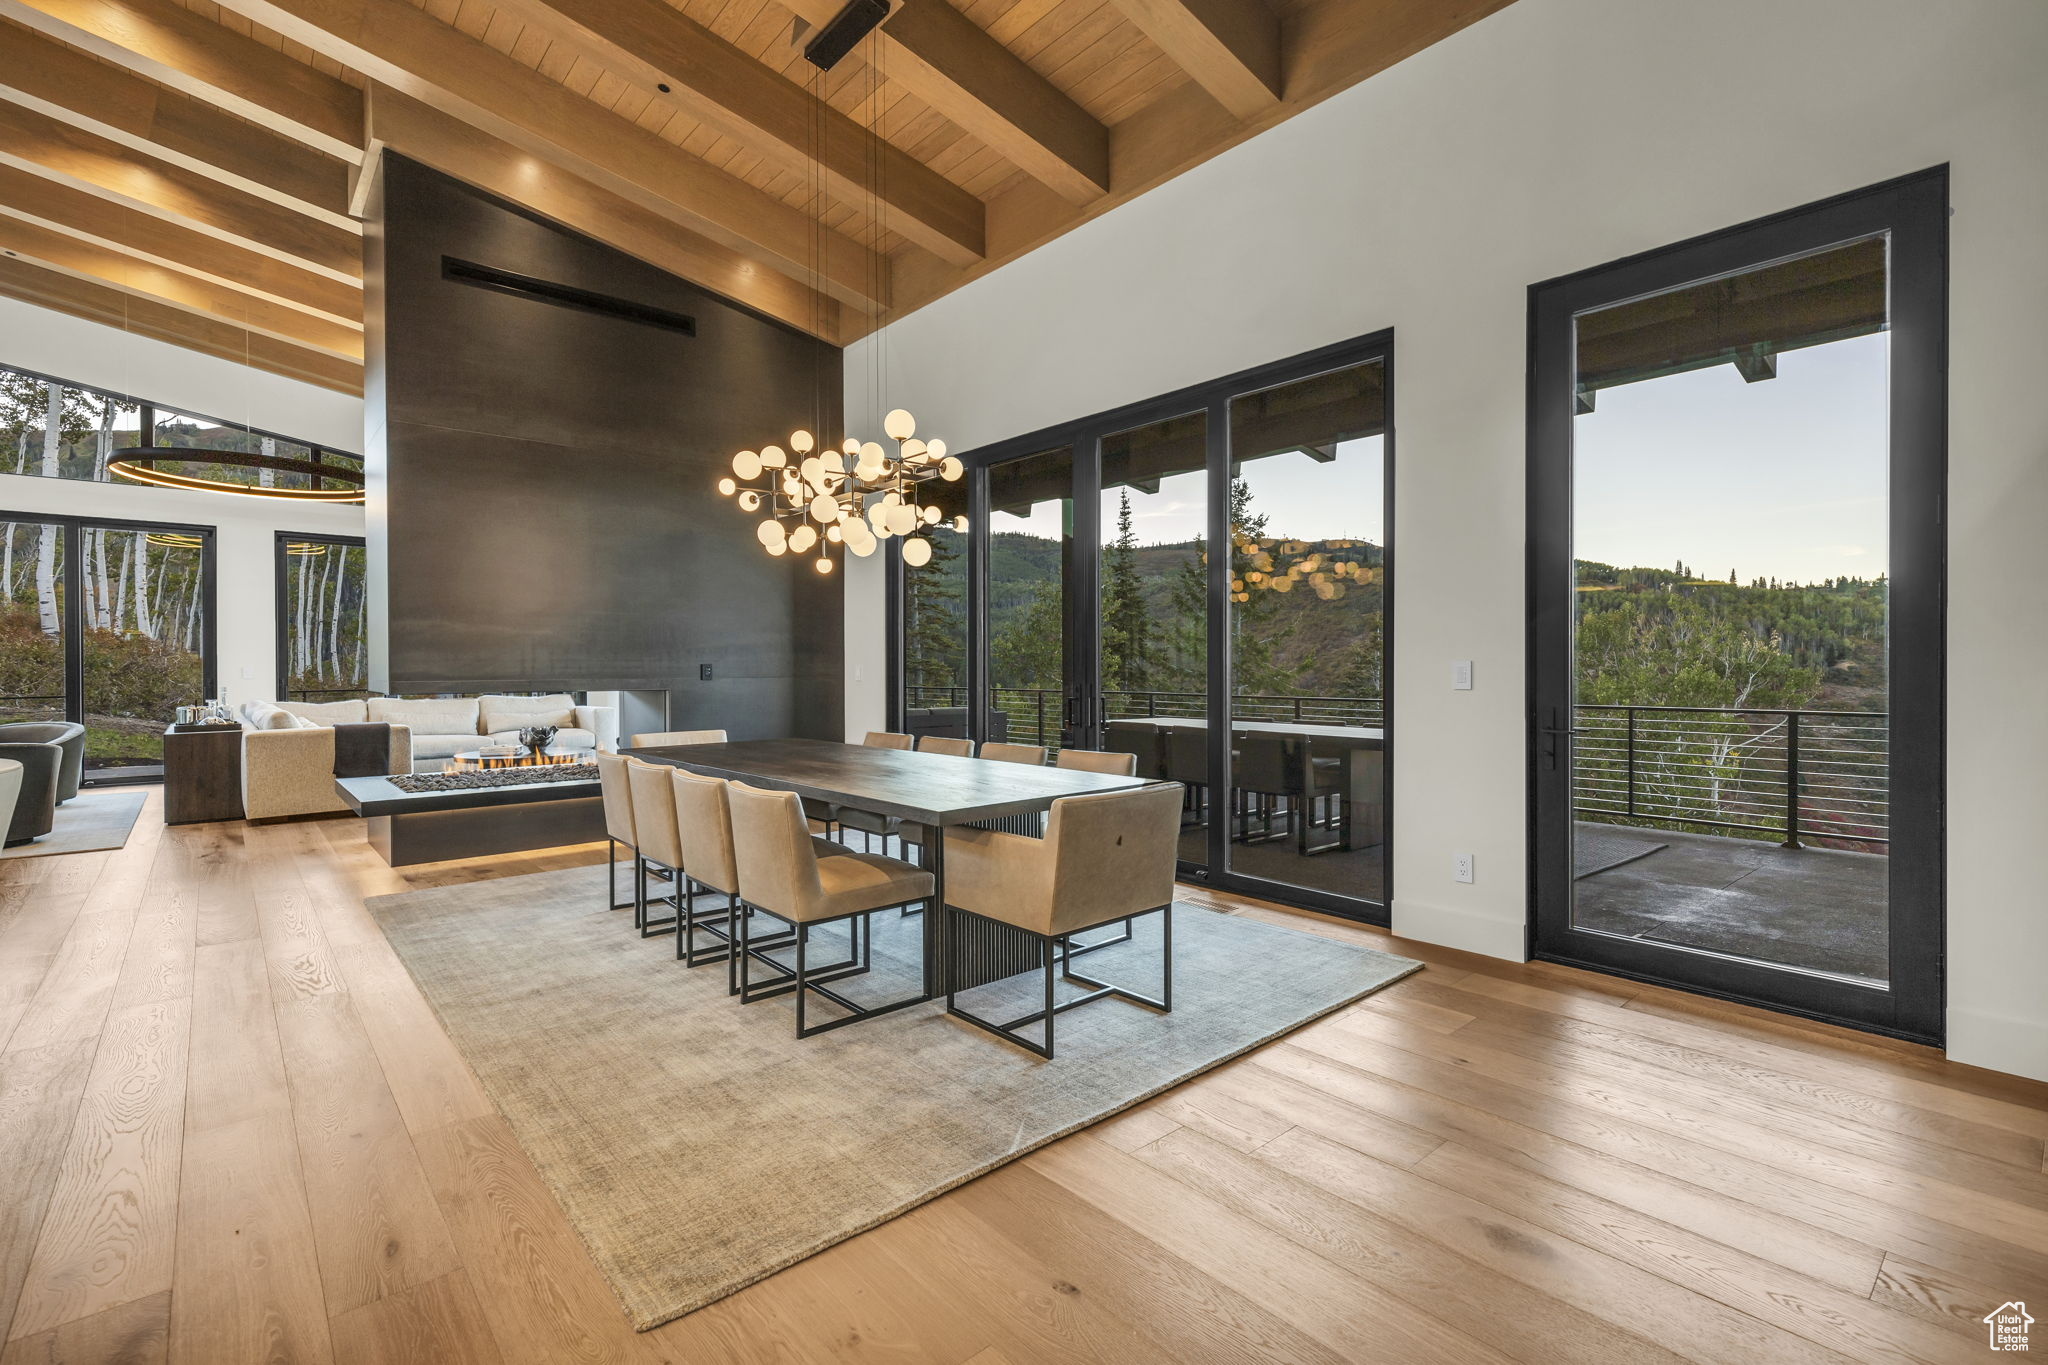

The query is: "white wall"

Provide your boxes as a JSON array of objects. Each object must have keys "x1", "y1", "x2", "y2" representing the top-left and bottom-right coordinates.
[
  {"x1": 844, "y1": 0, "x2": 2048, "y2": 1078},
  {"x1": 2, "y1": 297, "x2": 366, "y2": 704}
]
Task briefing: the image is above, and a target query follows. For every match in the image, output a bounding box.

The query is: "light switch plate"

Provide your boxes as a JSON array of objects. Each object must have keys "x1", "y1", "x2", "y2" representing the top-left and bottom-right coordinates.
[{"x1": 1452, "y1": 660, "x2": 1473, "y2": 690}]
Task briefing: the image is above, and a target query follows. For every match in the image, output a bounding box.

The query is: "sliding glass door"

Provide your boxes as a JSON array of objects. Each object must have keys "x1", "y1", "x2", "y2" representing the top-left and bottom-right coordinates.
[
  {"x1": 908, "y1": 333, "x2": 1394, "y2": 922},
  {"x1": 0, "y1": 511, "x2": 215, "y2": 783},
  {"x1": 1529, "y1": 170, "x2": 1945, "y2": 1039},
  {"x1": 982, "y1": 446, "x2": 1076, "y2": 752}
]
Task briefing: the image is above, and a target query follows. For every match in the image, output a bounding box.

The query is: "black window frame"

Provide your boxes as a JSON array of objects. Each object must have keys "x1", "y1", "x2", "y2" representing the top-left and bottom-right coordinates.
[
  {"x1": 274, "y1": 531, "x2": 371, "y2": 702},
  {"x1": 890, "y1": 328, "x2": 1396, "y2": 925},
  {"x1": 1525, "y1": 166, "x2": 1948, "y2": 1043}
]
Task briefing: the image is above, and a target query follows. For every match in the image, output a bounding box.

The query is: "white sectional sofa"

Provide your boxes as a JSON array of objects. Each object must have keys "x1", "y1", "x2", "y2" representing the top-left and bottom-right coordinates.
[{"x1": 239, "y1": 693, "x2": 618, "y2": 819}]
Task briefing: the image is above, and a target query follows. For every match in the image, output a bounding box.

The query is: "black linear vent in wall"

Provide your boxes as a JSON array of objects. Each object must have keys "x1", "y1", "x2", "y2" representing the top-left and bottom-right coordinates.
[{"x1": 441, "y1": 257, "x2": 697, "y2": 336}]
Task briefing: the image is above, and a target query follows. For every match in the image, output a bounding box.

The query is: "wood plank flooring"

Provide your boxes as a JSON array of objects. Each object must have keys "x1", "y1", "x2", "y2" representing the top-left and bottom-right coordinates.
[{"x1": 2, "y1": 790, "x2": 2043, "y2": 1364}]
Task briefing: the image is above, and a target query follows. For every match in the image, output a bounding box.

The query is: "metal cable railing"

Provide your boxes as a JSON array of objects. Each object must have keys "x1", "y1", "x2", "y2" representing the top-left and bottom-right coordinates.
[{"x1": 1572, "y1": 704, "x2": 1887, "y2": 847}]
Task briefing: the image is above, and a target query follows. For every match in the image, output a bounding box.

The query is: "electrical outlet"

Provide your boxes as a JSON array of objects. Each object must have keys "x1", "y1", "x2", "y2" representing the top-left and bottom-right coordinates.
[
  {"x1": 1451, "y1": 660, "x2": 1473, "y2": 690},
  {"x1": 1452, "y1": 852, "x2": 1475, "y2": 884},
  {"x1": 700, "y1": 664, "x2": 713, "y2": 681}
]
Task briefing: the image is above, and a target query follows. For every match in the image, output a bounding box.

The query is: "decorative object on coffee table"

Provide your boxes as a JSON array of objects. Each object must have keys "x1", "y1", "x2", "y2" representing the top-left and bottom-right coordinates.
[
  {"x1": 520, "y1": 724, "x2": 559, "y2": 755},
  {"x1": 448, "y1": 746, "x2": 590, "y2": 772}
]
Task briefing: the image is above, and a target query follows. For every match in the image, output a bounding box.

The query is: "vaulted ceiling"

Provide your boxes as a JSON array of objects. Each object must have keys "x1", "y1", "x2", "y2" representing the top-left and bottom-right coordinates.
[{"x1": 0, "y1": 0, "x2": 1513, "y2": 395}]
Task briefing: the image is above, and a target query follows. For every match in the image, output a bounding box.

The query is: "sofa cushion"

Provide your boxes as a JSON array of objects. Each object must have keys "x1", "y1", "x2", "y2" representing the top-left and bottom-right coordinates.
[
  {"x1": 408, "y1": 731, "x2": 490, "y2": 761},
  {"x1": 369, "y1": 697, "x2": 481, "y2": 735},
  {"x1": 243, "y1": 701, "x2": 300, "y2": 731},
  {"x1": 279, "y1": 698, "x2": 367, "y2": 724},
  {"x1": 478, "y1": 694, "x2": 578, "y2": 734}
]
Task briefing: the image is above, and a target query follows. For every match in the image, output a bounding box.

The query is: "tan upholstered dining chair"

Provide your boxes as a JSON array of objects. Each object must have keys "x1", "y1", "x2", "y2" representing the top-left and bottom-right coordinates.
[
  {"x1": 726, "y1": 782, "x2": 935, "y2": 1037},
  {"x1": 917, "y1": 735, "x2": 974, "y2": 757},
  {"x1": 630, "y1": 729, "x2": 729, "y2": 747},
  {"x1": 1055, "y1": 748, "x2": 1138, "y2": 776},
  {"x1": 597, "y1": 750, "x2": 663, "y2": 913},
  {"x1": 979, "y1": 741, "x2": 1048, "y2": 766},
  {"x1": 941, "y1": 782, "x2": 1183, "y2": 1058},
  {"x1": 863, "y1": 731, "x2": 914, "y2": 749},
  {"x1": 624, "y1": 756, "x2": 688, "y2": 937}
]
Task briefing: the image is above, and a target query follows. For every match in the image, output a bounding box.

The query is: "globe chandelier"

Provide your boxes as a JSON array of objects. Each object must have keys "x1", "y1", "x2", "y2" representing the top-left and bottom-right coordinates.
[
  {"x1": 717, "y1": 18, "x2": 969, "y2": 573},
  {"x1": 718, "y1": 407, "x2": 964, "y2": 574}
]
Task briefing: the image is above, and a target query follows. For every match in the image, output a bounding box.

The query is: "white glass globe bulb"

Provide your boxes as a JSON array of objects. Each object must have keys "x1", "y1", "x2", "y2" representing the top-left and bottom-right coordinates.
[
  {"x1": 760, "y1": 445, "x2": 786, "y2": 469},
  {"x1": 842, "y1": 435, "x2": 861, "y2": 455},
  {"x1": 790, "y1": 429, "x2": 814, "y2": 454},
  {"x1": 825, "y1": 524, "x2": 843, "y2": 543},
  {"x1": 789, "y1": 524, "x2": 817, "y2": 553},
  {"x1": 766, "y1": 541, "x2": 787, "y2": 557},
  {"x1": 888, "y1": 503, "x2": 916, "y2": 536},
  {"x1": 809, "y1": 492, "x2": 839, "y2": 523},
  {"x1": 922, "y1": 504, "x2": 941, "y2": 524},
  {"x1": 952, "y1": 515, "x2": 968, "y2": 533},
  {"x1": 823, "y1": 450, "x2": 846, "y2": 475},
  {"x1": 815, "y1": 556, "x2": 834, "y2": 575},
  {"x1": 738, "y1": 490, "x2": 761, "y2": 512},
  {"x1": 757, "y1": 519, "x2": 786, "y2": 548},
  {"x1": 925, "y1": 438, "x2": 946, "y2": 460},
  {"x1": 939, "y1": 457, "x2": 963, "y2": 481},
  {"x1": 733, "y1": 451, "x2": 761, "y2": 479},
  {"x1": 848, "y1": 533, "x2": 877, "y2": 557},
  {"x1": 899, "y1": 438, "x2": 927, "y2": 461},
  {"x1": 883, "y1": 408, "x2": 915, "y2": 440},
  {"x1": 867, "y1": 501, "x2": 889, "y2": 527},
  {"x1": 901, "y1": 536, "x2": 932, "y2": 567},
  {"x1": 717, "y1": 476, "x2": 736, "y2": 496}
]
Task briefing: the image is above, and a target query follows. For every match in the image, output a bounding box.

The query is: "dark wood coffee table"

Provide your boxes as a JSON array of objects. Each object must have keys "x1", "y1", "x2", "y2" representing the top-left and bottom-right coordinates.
[{"x1": 335, "y1": 769, "x2": 604, "y2": 866}]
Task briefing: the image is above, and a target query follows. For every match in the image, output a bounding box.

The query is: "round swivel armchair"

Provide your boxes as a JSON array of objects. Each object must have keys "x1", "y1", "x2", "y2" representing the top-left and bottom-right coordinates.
[
  {"x1": 0, "y1": 742, "x2": 61, "y2": 845},
  {"x1": 0, "y1": 721, "x2": 85, "y2": 803}
]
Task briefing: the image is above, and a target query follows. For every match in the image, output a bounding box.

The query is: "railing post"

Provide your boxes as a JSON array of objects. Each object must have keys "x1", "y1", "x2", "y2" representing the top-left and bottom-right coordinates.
[
  {"x1": 1036, "y1": 691, "x2": 1045, "y2": 746},
  {"x1": 1782, "y1": 710, "x2": 1802, "y2": 848},
  {"x1": 1626, "y1": 706, "x2": 1637, "y2": 819}
]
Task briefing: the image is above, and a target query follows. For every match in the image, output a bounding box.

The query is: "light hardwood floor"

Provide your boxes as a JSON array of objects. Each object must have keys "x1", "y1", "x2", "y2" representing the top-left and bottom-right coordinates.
[{"x1": 2, "y1": 790, "x2": 2044, "y2": 1364}]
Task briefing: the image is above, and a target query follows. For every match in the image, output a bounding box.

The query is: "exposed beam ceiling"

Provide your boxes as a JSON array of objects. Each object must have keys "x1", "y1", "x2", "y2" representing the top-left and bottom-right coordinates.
[
  {"x1": 0, "y1": 210, "x2": 362, "y2": 358},
  {"x1": 204, "y1": 0, "x2": 892, "y2": 311},
  {"x1": 0, "y1": 0, "x2": 364, "y2": 159},
  {"x1": 0, "y1": 251, "x2": 362, "y2": 391},
  {"x1": 0, "y1": 0, "x2": 1518, "y2": 383},
  {"x1": 0, "y1": 16, "x2": 352, "y2": 218},
  {"x1": 780, "y1": 0, "x2": 1108, "y2": 204},
  {"x1": 462, "y1": 0, "x2": 987, "y2": 263},
  {"x1": 1109, "y1": 0, "x2": 1282, "y2": 118},
  {"x1": 0, "y1": 161, "x2": 359, "y2": 322},
  {"x1": 0, "y1": 98, "x2": 360, "y2": 279}
]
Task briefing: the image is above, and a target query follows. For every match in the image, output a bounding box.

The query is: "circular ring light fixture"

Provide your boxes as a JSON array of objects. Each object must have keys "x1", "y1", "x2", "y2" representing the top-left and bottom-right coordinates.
[{"x1": 109, "y1": 446, "x2": 365, "y2": 503}]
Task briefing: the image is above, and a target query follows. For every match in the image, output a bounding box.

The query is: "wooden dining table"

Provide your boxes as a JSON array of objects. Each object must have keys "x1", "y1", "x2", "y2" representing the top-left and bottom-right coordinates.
[{"x1": 630, "y1": 738, "x2": 1157, "y2": 995}]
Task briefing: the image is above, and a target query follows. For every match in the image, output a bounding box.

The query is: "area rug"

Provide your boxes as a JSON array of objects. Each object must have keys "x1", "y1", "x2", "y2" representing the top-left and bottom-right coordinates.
[
  {"x1": 1574, "y1": 822, "x2": 1669, "y2": 878},
  {"x1": 0, "y1": 788, "x2": 146, "y2": 859},
  {"x1": 368, "y1": 864, "x2": 1420, "y2": 1329}
]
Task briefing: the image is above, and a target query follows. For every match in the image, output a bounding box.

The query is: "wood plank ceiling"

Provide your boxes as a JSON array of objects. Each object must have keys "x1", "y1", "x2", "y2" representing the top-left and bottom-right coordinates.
[{"x1": 0, "y1": 0, "x2": 1516, "y2": 395}]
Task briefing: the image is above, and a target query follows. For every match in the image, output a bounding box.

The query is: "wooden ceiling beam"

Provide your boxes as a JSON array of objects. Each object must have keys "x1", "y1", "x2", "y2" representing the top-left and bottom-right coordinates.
[
  {"x1": 0, "y1": 252, "x2": 362, "y2": 392},
  {"x1": 778, "y1": 0, "x2": 1107, "y2": 204},
  {"x1": 1109, "y1": 0, "x2": 1283, "y2": 118},
  {"x1": 0, "y1": 16, "x2": 353, "y2": 222},
  {"x1": 0, "y1": 99, "x2": 361, "y2": 280},
  {"x1": 0, "y1": 162, "x2": 360, "y2": 324},
  {"x1": 476, "y1": 0, "x2": 986, "y2": 264},
  {"x1": 362, "y1": 87, "x2": 845, "y2": 345},
  {"x1": 203, "y1": 0, "x2": 892, "y2": 312},
  {"x1": 0, "y1": 212, "x2": 364, "y2": 358},
  {"x1": 874, "y1": 0, "x2": 1516, "y2": 339},
  {"x1": 0, "y1": 0, "x2": 364, "y2": 160}
]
